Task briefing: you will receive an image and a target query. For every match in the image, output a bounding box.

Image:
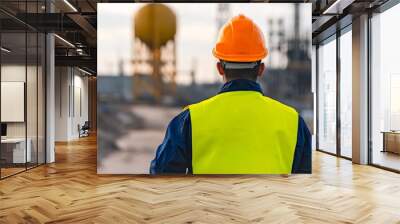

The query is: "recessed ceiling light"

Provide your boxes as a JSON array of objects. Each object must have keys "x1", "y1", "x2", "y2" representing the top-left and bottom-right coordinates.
[
  {"x1": 1, "y1": 47, "x2": 11, "y2": 53},
  {"x1": 78, "y1": 67, "x2": 93, "y2": 76},
  {"x1": 63, "y1": 0, "x2": 78, "y2": 12},
  {"x1": 323, "y1": 0, "x2": 354, "y2": 15},
  {"x1": 54, "y1": 34, "x2": 75, "y2": 48}
]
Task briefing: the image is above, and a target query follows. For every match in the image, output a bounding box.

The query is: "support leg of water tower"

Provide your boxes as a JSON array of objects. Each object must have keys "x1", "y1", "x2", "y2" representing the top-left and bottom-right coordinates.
[{"x1": 152, "y1": 48, "x2": 162, "y2": 104}]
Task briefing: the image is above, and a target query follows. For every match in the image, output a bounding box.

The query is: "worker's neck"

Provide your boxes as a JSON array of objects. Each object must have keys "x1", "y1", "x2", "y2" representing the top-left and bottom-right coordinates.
[{"x1": 225, "y1": 78, "x2": 258, "y2": 83}]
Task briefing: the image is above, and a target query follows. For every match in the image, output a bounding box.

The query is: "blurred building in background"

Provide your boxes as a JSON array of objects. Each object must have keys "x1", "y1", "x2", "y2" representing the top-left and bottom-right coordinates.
[
  {"x1": 261, "y1": 4, "x2": 313, "y2": 127},
  {"x1": 99, "y1": 4, "x2": 311, "y2": 109}
]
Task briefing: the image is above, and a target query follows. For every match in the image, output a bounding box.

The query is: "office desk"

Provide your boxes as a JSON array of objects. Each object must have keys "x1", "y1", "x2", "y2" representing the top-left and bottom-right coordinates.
[
  {"x1": 1, "y1": 138, "x2": 31, "y2": 163},
  {"x1": 382, "y1": 131, "x2": 400, "y2": 154}
]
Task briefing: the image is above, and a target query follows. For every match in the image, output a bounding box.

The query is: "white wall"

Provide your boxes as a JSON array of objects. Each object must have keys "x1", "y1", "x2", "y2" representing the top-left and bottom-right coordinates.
[
  {"x1": 70, "y1": 73, "x2": 89, "y2": 138},
  {"x1": 1, "y1": 65, "x2": 26, "y2": 133},
  {"x1": 1, "y1": 65, "x2": 33, "y2": 138},
  {"x1": 1, "y1": 63, "x2": 46, "y2": 164},
  {"x1": 74, "y1": 71, "x2": 89, "y2": 138},
  {"x1": 55, "y1": 67, "x2": 89, "y2": 141},
  {"x1": 55, "y1": 66, "x2": 70, "y2": 141}
]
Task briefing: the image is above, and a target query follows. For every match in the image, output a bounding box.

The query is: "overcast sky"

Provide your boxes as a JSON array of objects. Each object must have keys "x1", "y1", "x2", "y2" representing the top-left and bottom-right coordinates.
[{"x1": 98, "y1": 3, "x2": 311, "y2": 83}]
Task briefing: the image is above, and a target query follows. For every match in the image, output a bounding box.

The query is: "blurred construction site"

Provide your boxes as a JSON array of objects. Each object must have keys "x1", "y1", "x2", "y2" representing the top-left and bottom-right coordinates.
[{"x1": 97, "y1": 3, "x2": 312, "y2": 174}]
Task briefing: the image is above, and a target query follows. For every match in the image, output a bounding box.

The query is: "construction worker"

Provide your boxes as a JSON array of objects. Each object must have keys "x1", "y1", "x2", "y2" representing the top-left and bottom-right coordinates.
[{"x1": 150, "y1": 14, "x2": 311, "y2": 174}]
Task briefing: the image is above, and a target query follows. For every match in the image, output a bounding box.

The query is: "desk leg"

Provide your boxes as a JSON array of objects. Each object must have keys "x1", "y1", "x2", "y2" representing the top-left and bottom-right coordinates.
[{"x1": 382, "y1": 133, "x2": 386, "y2": 153}]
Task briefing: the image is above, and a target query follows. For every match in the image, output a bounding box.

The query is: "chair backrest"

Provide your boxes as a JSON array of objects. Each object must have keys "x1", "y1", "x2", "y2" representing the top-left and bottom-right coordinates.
[{"x1": 82, "y1": 121, "x2": 90, "y2": 129}]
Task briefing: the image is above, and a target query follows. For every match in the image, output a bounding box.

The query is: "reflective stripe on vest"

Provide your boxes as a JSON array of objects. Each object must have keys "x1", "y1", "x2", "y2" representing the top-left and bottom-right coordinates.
[{"x1": 188, "y1": 91, "x2": 299, "y2": 174}]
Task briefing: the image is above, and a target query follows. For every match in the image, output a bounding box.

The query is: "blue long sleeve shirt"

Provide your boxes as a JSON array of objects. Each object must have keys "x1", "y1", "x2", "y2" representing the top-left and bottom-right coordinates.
[{"x1": 150, "y1": 79, "x2": 312, "y2": 174}]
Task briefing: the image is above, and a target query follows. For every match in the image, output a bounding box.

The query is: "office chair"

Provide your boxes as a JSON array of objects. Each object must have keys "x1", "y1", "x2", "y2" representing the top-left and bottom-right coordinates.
[{"x1": 79, "y1": 121, "x2": 90, "y2": 138}]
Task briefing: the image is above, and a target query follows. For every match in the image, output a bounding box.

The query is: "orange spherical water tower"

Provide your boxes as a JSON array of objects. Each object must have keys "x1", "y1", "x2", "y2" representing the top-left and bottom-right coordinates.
[{"x1": 132, "y1": 3, "x2": 177, "y2": 103}]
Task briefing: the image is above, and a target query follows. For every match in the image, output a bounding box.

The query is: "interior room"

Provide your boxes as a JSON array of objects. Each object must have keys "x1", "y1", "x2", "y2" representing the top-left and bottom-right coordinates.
[
  {"x1": 0, "y1": 0, "x2": 96, "y2": 179},
  {"x1": 54, "y1": 66, "x2": 91, "y2": 142},
  {"x1": 0, "y1": 15, "x2": 46, "y2": 178}
]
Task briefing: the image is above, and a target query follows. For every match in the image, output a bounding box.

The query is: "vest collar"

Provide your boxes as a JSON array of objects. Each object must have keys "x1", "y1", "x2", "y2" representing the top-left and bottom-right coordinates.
[{"x1": 218, "y1": 79, "x2": 264, "y2": 95}]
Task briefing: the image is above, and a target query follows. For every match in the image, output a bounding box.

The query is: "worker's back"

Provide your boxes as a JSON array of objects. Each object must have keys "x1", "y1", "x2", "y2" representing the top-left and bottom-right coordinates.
[
  {"x1": 189, "y1": 90, "x2": 298, "y2": 174},
  {"x1": 150, "y1": 14, "x2": 312, "y2": 175}
]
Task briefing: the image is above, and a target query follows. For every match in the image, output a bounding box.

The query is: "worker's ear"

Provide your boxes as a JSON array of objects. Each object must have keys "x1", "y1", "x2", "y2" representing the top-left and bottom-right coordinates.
[
  {"x1": 257, "y1": 63, "x2": 265, "y2": 77},
  {"x1": 217, "y1": 62, "x2": 225, "y2": 76}
]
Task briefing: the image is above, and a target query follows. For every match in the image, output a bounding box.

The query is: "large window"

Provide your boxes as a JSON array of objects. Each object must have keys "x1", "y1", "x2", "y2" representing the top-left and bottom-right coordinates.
[
  {"x1": 339, "y1": 28, "x2": 352, "y2": 158},
  {"x1": 317, "y1": 36, "x2": 337, "y2": 154},
  {"x1": 316, "y1": 25, "x2": 353, "y2": 159},
  {"x1": 370, "y1": 3, "x2": 400, "y2": 171}
]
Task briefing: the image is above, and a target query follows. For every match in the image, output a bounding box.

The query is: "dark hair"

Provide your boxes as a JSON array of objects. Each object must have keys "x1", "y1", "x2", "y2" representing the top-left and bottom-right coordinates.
[{"x1": 221, "y1": 60, "x2": 261, "y2": 81}]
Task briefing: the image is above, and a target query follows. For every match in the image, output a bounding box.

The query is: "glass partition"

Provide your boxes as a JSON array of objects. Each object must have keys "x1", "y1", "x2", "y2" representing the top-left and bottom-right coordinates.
[
  {"x1": 0, "y1": 1, "x2": 46, "y2": 179},
  {"x1": 26, "y1": 0, "x2": 45, "y2": 169},
  {"x1": 317, "y1": 36, "x2": 337, "y2": 154},
  {"x1": 27, "y1": 30, "x2": 38, "y2": 169},
  {"x1": 1, "y1": 30, "x2": 28, "y2": 177},
  {"x1": 38, "y1": 32, "x2": 45, "y2": 165}
]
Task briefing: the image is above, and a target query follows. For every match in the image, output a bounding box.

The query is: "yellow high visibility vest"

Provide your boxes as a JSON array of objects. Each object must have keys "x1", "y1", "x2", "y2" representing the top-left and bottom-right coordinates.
[{"x1": 188, "y1": 91, "x2": 299, "y2": 174}]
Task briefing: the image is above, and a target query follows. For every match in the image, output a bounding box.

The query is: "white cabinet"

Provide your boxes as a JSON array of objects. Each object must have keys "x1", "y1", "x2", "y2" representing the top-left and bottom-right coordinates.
[{"x1": 1, "y1": 138, "x2": 32, "y2": 163}]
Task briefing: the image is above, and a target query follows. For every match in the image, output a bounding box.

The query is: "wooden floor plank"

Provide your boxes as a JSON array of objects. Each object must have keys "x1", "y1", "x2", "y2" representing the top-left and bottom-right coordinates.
[{"x1": 0, "y1": 135, "x2": 400, "y2": 223}]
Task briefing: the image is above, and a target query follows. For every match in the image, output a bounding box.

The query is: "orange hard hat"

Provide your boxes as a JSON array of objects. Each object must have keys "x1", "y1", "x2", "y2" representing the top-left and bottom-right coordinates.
[{"x1": 213, "y1": 14, "x2": 268, "y2": 62}]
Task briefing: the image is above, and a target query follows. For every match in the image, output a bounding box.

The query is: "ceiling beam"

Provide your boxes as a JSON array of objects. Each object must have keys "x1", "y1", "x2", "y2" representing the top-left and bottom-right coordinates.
[
  {"x1": 67, "y1": 13, "x2": 97, "y2": 39},
  {"x1": 14, "y1": 13, "x2": 82, "y2": 32},
  {"x1": 322, "y1": 0, "x2": 356, "y2": 14},
  {"x1": 55, "y1": 55, "x2": 96, "y2": 73}
]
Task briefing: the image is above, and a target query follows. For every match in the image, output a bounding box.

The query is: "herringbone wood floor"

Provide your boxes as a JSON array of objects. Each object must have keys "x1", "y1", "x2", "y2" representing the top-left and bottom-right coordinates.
[{"x1": 1, "y1": 135, "x2": 400, "y2": 224}]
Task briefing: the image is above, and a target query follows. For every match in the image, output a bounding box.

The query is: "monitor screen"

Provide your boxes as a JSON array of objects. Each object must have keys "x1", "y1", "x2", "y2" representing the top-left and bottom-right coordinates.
[{"x1": 1, "y1": 123, "x2": 7, "y2": 137}]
